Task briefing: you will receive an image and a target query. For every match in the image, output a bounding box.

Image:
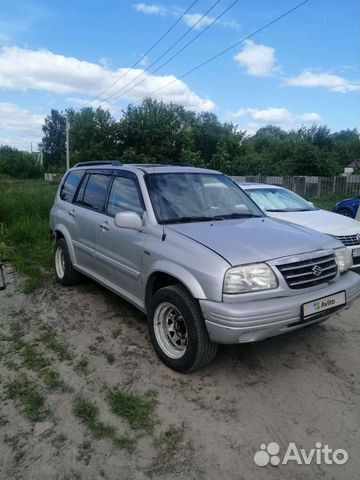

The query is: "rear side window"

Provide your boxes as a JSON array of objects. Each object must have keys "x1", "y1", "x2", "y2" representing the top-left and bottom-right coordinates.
[
  {"x1": 76, "y1": 173, "x2": 111, "y2": 211},
  {"x1": 107, "y1": 176, "x2": 144, "y2": 216},
  {"x1": 60, "y1": 170, "x2": 84, "y2": 202}
]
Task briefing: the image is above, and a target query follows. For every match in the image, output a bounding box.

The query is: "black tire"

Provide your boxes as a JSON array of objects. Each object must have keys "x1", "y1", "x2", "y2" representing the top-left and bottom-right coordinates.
[
  {"x1": 338, "y1": 208, "x2": 353, "y2": 218},
  {"x1": 54, "y1": 238, "x2": 81, "y2": 286},
  {"x1": 147, "y1": 285, "x2": 218, "y2": 372}
]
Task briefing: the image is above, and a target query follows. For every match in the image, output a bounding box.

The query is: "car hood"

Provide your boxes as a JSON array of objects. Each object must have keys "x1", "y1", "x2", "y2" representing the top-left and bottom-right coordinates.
[
  {"x1": 265, "y1": 209, "x2": 360, "y2": 236},
  {"x1": 167, "y1": 217, "x2": 341, "y2": 266}
]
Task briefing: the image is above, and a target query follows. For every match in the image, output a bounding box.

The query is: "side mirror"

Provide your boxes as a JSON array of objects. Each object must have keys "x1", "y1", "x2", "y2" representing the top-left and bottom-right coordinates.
[
  {"x1": 114, "y1": 211, "x2": 143, "y2": 230},
  {"x1": 308, "y1": 201, "x2": 314, "y2": 208}
]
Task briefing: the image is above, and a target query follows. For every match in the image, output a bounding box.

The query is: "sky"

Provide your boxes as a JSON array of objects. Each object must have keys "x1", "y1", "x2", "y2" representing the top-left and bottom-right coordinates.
[{"x1": 0, "y1": 0, "x2": 359, "y2": 151}]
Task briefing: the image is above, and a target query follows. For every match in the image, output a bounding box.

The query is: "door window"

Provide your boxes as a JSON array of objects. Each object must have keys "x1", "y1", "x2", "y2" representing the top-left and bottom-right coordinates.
[
  {"x1": 60, "y1": 170, "x2": 84, "y2": 202},
  {"x1": 107, "y1": 176, "x2": 143, "y2": 216},
  {"x1": 76, "y1": 173, "x2": 111, "y2": 211}
]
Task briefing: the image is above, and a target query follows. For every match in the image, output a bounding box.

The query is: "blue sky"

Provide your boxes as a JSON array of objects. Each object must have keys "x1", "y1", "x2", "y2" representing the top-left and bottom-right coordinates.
[{"x1": 0, "y1": 0, "x2": 359, "y2": 150}]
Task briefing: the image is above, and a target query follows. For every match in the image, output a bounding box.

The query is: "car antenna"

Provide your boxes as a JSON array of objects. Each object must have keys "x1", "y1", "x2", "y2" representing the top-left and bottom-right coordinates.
[{"x1": 162, "y1": 225, "x2": 166, "y2": 242}]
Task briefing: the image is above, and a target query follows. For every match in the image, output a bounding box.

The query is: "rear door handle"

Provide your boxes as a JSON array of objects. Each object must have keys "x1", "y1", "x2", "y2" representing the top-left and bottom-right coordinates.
[
  {"x1": 100, "y1": 222, "x2": 110, "y2": 231},
  {"x1": 68, "y1": 209, "x2": 76, "y2": 217}
]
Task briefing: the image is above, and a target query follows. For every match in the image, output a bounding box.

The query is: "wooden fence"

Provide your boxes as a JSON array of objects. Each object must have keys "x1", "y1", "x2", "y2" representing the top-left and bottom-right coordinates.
[{"x1": 231, "y1": 175, "x2": 360, "y2": 198}]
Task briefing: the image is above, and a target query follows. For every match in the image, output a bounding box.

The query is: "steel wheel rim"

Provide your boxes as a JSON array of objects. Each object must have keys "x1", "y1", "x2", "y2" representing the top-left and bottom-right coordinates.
[
  {"x1": 55, "y1": 247, "x2": 65, "y2": 279},
  {"x1": 153, "y1": 302, "x2": 188, "y2": 359}
]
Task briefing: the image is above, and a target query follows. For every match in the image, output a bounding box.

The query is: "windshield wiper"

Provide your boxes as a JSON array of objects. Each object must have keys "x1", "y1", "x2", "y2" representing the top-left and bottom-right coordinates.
[
  {"x1": 220, "y1": 212, "x2": 262, "y2": 219},
  {"x1": 266, "y1": 208, "x2": 312, "y2": 212},
  {"x1": 160, "y1": 216, "x2": 225, "y2": 224}
]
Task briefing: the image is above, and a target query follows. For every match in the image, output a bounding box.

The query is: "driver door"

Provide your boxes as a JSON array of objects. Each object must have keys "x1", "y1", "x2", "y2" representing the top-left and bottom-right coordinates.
[{"x1": 95, "y1": 172, "x2": 146, "y2": 300}]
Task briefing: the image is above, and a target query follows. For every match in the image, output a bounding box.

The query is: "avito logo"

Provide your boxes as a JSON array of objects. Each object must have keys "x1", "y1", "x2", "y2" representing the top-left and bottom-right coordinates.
[{"x1": 254, "y1": 442, "x2": 348, "y2": 466}]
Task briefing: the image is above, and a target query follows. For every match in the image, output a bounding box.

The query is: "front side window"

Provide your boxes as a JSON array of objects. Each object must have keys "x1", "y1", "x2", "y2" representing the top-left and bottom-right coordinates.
[
  {"x1": 60, "y1": 170, "x2": 84, "y2": 202},
  {"x1": 146, "y1": 173, "x2": 263, "y2": 224},
  {"x1": 76, "y1": 173, "x2": 111, "y2": 211},
  {"x1": 107, "y1": 176, "x2": 143, "y2": 216},
  {"x1": 247, "y1": 188, "x2": 316, "y2": 212}
]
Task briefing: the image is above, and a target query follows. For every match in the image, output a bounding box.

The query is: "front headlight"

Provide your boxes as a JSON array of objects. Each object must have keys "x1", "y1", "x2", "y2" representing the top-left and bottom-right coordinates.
[
  {"x1": 335, "y1": 247, "x2": 353, "y2": 273},
  {"x1": 223, "y1": 263, "x2": 278, "y2": 294}
]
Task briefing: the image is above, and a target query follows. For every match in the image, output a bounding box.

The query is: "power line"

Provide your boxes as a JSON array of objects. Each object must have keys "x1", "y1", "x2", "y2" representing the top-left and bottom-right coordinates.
[
  {"x1": 95, "y1": 0, "x2": 224, "y2": 107},
  {"x1": 131, "y1": 0, "x2": 311, "y2": 106},
  {"x1": 97, "y1": 0, "x2": 239, "y2": 108},
  {"x1": 82, "y1": 0, "x2": 201, "y2": 108}
]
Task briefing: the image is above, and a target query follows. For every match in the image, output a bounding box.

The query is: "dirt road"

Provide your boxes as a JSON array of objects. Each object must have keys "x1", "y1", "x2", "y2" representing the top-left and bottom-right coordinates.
[{"x1": 1, "y1": 266, "x2": 359, "y2": 480}]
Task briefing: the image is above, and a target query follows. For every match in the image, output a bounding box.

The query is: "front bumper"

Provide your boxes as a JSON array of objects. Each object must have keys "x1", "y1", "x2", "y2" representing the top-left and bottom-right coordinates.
[{"x1": 200, "y1": 271, "x2": 360, "y2": 344}]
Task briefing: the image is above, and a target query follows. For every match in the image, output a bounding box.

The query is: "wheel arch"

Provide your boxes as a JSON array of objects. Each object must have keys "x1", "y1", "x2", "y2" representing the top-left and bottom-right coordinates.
[
  {"x1": 145, "y1": 262, "x2": 206, "y2": 311},
  {"x1": 53, "y1": 224, "x2": 76, "y2": 264}
]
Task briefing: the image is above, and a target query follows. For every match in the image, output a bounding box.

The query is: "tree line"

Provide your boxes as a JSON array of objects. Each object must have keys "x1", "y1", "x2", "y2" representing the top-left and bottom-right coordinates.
[{"x1": 1, "y1": 99, "x2": 359, "y2": 178}]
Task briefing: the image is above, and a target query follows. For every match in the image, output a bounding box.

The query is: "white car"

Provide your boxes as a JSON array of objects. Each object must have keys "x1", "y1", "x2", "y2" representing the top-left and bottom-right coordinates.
[{"x1": 240, "y1": 183, "x2": 360, "y2": 270}]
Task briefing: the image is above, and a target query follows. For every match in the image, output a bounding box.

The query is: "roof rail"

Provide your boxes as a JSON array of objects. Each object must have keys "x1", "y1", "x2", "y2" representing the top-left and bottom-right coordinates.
[
  {"x1": 73, "y1": 160, "x2": 122, "y2": 168},
  {"x1": 129, "y1": 163, "x2": 194, "y2": 168},
  {"x1": 167, "y1": 163, "x2": 193, "y2": 167}
]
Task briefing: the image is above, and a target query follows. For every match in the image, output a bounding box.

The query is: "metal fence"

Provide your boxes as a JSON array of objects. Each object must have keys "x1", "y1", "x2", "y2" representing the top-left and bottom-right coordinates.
[{"x1": 231, "y1": 175, "x2": 360, "y2": 198}]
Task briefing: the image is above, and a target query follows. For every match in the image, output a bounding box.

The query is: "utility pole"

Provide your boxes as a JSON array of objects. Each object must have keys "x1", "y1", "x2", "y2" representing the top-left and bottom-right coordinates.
[
  {"x1": 65, "y1": 114, "x2": 70, "y2": 170},
  {"x1": 37, "y1": 144, "x2": 43, "y2": 167}
]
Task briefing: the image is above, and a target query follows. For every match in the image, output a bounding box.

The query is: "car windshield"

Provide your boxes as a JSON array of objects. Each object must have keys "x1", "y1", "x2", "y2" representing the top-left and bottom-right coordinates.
[
  {"x1": 246, "y1": 187, "x2": 317, "y2": 212},
  {"x1": 146, "y1": 172, "x2": 263, "y2": 224}
]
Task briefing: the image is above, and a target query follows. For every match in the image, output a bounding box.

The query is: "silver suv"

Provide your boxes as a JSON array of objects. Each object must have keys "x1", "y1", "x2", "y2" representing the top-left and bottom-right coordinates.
[{"x1": 50, "y1": 162, "x2": 360, "y2": 372}]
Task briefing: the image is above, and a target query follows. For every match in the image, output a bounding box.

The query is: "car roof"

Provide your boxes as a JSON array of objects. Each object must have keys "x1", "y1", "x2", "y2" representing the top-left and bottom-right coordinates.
[
  {"x1": 70, "y1": 161, "x2": 218, "y2": 175},
  {"x1": 239, "y1": 182, "x2": 284, "y2": 190}
]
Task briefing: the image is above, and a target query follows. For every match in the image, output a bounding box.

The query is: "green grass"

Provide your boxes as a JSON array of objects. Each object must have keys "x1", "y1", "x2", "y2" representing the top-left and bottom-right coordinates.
[
  {"x1": 38, "y1": 323, "x2": 72, "y2": 361},
  {"x1": 105, "y1": 352, "x2": 115, "y2": 365},
  {"x1": 21, "y1": 343, "x2": 50, "y2": 370},
  {"x1": 74, "y1": 357, "x2": 89, "y2": 375},
  {"x1": 6, "y1": 375, "x2": 48, "y2": 421},
  {"x1": 40, "y1": 367, "x2": 67, "y2": 391},
  {"x1": 0, "y1": 178, "x2": 58, "y2": 292},
  {"x1": 309, "y1": 193, "x2": 350, "y2": 212},
  {"x1": 154, "y1": 424, "x2": 184, "y2": 455},
  {"x1": 106, "y1": 387, "x2": 158, "y2": 433},
  {"x1": 72, "y1": 397, "x2": 135, "y2": 451},
  {"x1": 147, "y1": 424, "x2": 185, "y2": 474},
  {"x1": 6, "y1": 321, "x2": 67, "y2": 391}
]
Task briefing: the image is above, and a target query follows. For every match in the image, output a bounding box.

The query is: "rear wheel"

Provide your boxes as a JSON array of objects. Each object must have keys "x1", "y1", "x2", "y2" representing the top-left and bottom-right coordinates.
[
  {"x1": 148, "y1": 285, "x2": 218, "y2": 372},
  {"x1": 54, "y1": 238, "x2": 81, "y2": 286}
]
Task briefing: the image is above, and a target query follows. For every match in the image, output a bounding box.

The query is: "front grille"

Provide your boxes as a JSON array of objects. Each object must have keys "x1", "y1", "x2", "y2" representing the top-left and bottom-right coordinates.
[
  {"x1": 277, "y1": 253, "x2": 338, "y2": 289},
  {"x1": 334, "y1": 234, "x2": 360, "y2": 247}
]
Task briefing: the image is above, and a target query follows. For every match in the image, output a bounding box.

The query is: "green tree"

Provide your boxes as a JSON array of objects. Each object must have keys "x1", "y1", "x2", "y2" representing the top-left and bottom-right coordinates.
[
  {"x1": 70, "y1": 107, "x2": 119, "y2": 165},
  {"x1": 0, "y1": 146, "x2": 42, "y2": 178},
  {"x1": 41, "y1": 109, "x2": 67, "y2": 170}
]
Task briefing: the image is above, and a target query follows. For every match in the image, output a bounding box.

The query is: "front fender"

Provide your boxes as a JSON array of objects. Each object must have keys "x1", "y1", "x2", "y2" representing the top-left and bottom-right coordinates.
[{"x1": 146, "y1": 260, "x2": 207, "y2": 300}]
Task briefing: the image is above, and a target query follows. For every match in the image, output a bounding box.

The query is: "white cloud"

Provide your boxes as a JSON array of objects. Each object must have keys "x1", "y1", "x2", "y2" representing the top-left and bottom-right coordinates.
[
  {"x1": 0, "y1": 46, "x2": 214, "y2": 112},
  {"x1": 65, "y1": 97, "x2": 119, "y2": 114},
  {"x1": 234, "y1": 40, "x2": 277, "y2": 77},
  {"x1": 285, "y1": 70, "x2": 359, "y2": 93},
  {"x1": 133, "y1": 3, "x2": 166, "y2": 15},
  {"x1": 229, "y1": 107, "x2": 322, "y2": 133},
  {"x1": 0, "y1": 102, "x2": 43, "y2": 150},
  {"x1": 300, "y1": 112, "x2": 322, "y2": 122},
  {"x1": 133, "y1": 4, "x2": 239, "y2": 29},
  {"x1": 232, "y1": 107, "x2": 292, "y2": 123},
  {"x1": 182, "y1": 13, "x2": 215, "y2": 29},
  {"x1": 139, "y1": 55, "x2": 150, "y2": 67}
]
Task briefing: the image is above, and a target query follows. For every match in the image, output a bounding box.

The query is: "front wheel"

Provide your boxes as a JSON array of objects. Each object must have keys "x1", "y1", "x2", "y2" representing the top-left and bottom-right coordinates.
[
  {"x1": 147, "y1": 285, "x2": 218, "y2": 372},
  {"x1": 338, "y1": 208, "x2": 353, "y2": 218}
]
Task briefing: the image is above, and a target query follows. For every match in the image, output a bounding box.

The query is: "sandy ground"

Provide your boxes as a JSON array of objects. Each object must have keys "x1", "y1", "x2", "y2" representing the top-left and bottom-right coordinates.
[{"x1": 0, "y1": 265, "x2": 359, "y2": 480}]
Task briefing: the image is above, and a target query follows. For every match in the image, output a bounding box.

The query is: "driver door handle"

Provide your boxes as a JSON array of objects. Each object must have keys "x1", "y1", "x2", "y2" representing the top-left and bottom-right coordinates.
[
  {"x1": 68, "y1": 209, "x2": 76, "y2": 217},
  {"x1": 100, "y1": 222, "x2": 110, "y2": 231}
]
